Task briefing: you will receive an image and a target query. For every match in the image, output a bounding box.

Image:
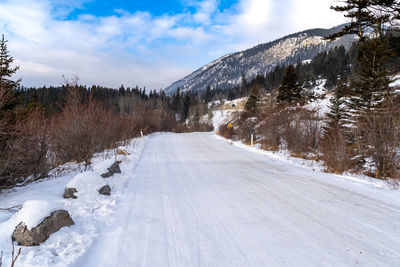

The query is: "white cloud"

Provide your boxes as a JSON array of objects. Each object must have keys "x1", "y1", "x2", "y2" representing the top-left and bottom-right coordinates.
[
  {"x1": 238, "y1": 0, "x2": 272, "y2": 27},
  {"x1": 193, "y1": 0, "x2": 218, "y2": 25},
  {"x1": 0, "y1": 0, "x2": 348, "y2": 89},
  {"x1": 290, "y1": 0, "x2": 346, "y2": 31}
]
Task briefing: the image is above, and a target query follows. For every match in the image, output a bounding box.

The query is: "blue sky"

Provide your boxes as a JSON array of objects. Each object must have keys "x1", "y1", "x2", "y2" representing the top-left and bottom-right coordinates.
[
  {"x1": 0, "y1": 0, "x2": 346, "y2": 89},
  {"x1": 66, "y1": 0, "x2": 235, "y2": 18}
]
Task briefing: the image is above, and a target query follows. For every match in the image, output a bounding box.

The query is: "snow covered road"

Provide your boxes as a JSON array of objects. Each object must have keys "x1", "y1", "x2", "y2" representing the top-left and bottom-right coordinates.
[{"x1": 77, "y1": 132, "x2": 400, "y2": 267}]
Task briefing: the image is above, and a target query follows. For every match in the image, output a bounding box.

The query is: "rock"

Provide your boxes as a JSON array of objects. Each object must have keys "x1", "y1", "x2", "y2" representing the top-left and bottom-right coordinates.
[
  {"x1": 101, "y1": 162, "x2": 121, "y2": 178},
  {"x1": 117, "y1": 148, "x2": 130, "y2": 156},
  {"x1": 12, "y1": 210, "x2": 74, "y2": 246},
  {"x1": 108, "y1": 162, "x2": 121, "y2": 174},
  {"x1": 101, "y1": 172, "x2": 112, "y2": 178},
  {"x1": 99, "y1": 185, "x2": 111, "y2": 195},
  {"x1": 63, "y1": 187, "x2": 77, "y2": 199}
]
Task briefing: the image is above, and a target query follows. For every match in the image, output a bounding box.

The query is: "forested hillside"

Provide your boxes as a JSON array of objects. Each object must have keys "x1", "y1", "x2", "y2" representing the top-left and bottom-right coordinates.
[{"x1": 217, "y1": 1, "x2": 400, "y2": 182}]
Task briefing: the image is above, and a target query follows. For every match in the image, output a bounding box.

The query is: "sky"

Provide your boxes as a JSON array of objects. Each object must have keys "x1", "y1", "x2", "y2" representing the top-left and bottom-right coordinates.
[{"x1": 0, "y1": 0, "x2": 346, "y2": 89}]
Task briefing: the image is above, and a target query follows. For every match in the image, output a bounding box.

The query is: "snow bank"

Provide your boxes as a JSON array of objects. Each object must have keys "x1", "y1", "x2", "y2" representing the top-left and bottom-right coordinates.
[
  {"x1": 214, "y1": 134, "x2": 394, "y2": 190},
  {"x1": 93, "y1": 159, "x2": 115, "y2": 175},
  {"x1": 0, "y1": 136, "x2": 148, "y2": 267},
  {"x1": 66, "y1": 171, "x2": 106, "y2": 196}
]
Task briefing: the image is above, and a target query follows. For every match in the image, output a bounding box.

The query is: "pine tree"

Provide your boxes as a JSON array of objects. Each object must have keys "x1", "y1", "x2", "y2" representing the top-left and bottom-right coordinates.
[
  {"x1": 242, "y1": 84, "x2": 261, "y2": 119},
  {"x1": 324, "y1": 81, "x2": 349, "y2": 136},
  {"x1": 0, "y1": 35, "x2": 20, "y2": 115},
  {"x1": 171, "y1": 88, "x2": 181, "y2": 112},
  {"x1": 0, "y1": 35, "x2": 20, "y2": 92},
  {"x1": 181, "y1": 93, "x2": 191, "y2": 122},
  {"x1": 348, "y1": 36, "x2": 393, "y2": 113},
  {"x1": 325, "y1": 0, "x2": 400, "y2": 42},
  {"x1": 326, "y1": 0, "x2": 398, "y2": 114},
  {"x1": 327, "y1": 0, "x2": 400, "y2": 178},
  {"x1": 204, "y1": 86, "x2": 212, "y2": 103},
  {"x1": 277, "y1": 65, "x2": 301, "y2": 103}
]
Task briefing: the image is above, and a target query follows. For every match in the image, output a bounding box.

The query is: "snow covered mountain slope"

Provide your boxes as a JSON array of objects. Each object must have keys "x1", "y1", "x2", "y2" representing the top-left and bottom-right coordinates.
[{"x1": 164, "y1": 24, "x2": 355, "y2": 95}]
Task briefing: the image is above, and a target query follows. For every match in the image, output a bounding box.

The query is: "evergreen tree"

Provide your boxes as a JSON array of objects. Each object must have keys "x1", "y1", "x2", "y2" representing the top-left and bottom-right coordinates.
[
  {"x1": 277, "y1": 65, "x2": 301, "y2": 103},
  {"x1": 0, "y1": 35, "x2": 20, "y2": 115},
  {"x1": 242, "y1": 84, "x2": 261, "y2": 119},
  {"x1": 181, "y1": 93, "x2": 191, "y2": 122},
  {"x1": 327, "y1": 0, "x2": 400, "y2": 178},
  {"x1": 326, "y1": 0, "x2": 375, "y2": 41},
  {"x1": 240, "y1": 72, "x2": 248, "y2": 95},
  {"x1": 204, "y1": 86, "x2": 212, "y2": 103},
  {"x1": 0, "y1": 34, "x2": 20, "y2": 92},
  {"x1": 326, "y1": 0, "x2": 399, "y2": 41},
  {"x1": 171, "y1": 88, "x2": 181, "y2": 112},
  {"x1": 349, "y1": 36, "x2": 393, "y2": 113},
  {"x1": 324, "y1": 81, "x2": 349, "y2": 136}
]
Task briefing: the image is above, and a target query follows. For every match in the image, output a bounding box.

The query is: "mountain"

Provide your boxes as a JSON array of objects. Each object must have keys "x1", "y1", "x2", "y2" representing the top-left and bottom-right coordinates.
[{"x1": 164, "y1": 24, "x2": 355, "y2": 95}]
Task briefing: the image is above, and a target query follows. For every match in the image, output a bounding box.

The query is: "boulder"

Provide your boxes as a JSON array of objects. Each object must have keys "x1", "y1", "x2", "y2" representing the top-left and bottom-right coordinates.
[
  {"x1": 99, "y1": 185, "x2": 111, "y2": 195},
  {"x1": 101, "y1": 162, "x2": 121, "y2": 178},
  {"x1": 12, "y1": 210, "x2": 74, "y2": 246},
  {"x1": 117, "y1": 148, "x2": 130, "y2": 156},
  {"x1": 63, "y1": 187, "x2": 77, "y2": 199}
]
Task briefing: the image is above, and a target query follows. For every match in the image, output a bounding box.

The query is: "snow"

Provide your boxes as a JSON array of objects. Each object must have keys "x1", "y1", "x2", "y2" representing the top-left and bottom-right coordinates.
[
  {"x1": 0, "y1": 137, "x2": 147, "y2": 267},
  {"x1": 304, "y1": 96, "x2": 331, "y2": 117},
  {"x1": 211, "y1": 110, "x2": 235, "y2": 130},
  {"x1": 76, "y1": 133, "x2": 400, "y2": 266},
  {"x1": 214, "y1": 135, "x2": 394, "y2": 190},
  {"x1": 302, "y1": 79, "x2": 331, "y2": 117},
  {"x1": 390, "y1": 74, "x2": 400, "y2": 88},
  {"x1": 0, "y1": 200, "x2": 61, "y2": 247},
  {"x1": 92, "y1": 159, "x2": 115, "y2": 176},
  {"x1": 1, "y1": 132, "x2": 400, "y2": 266},
  {"x1": 311, "y1": 79, "x2": 327, "y2": 96},
  {"x1": 66, "y1": 172, "x2": 106, "y2": 196}
]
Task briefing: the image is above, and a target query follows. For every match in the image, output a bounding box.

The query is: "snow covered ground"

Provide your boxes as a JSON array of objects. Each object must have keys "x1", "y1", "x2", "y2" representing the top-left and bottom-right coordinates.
[
  {"x1": 1, "y1": 132, "x2": 400, "y2": 266},
  {"x1": 77, "y1": 133, "x2": 400, "y2": 266},
  {"x1": 0, "y1": 137, "x2": 147, "y2": 267}
]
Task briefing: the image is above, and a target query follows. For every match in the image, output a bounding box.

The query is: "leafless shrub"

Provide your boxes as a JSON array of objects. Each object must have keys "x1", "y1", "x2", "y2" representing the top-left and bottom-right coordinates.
[
  {"x1": 188, "y1": 122, "x2": 214, "y2": 132},
  {"x1": 50, "y1": 98, "x2": 119, "y2": 169},
  {"x1": 258, "y1": 106, "x2": 287, "y2": 150},
  {"x1": 258, "y1": 106, "x2": 321, "y2": 154},
  {"x1": 0, "y1": 104, "x2": 49, "y2": 188},
  {"x1": 353, "y1": 109, "x2": 400, "y2": 179},
  {"x1": 320, "y1": 126, "x2": 350, "y2": 173},
  {"x1": 217, "y1": 124, "x2": 234, "y2": 139},
  {"x1": 284, "y1": 108, "x2": 321, "y2": 154},
  {"x1": 12, "y1": 107, "x2": 49, "y2": 180},
  {"x1": 235, "y1": 118, "x2": 258, "y2": 141}
]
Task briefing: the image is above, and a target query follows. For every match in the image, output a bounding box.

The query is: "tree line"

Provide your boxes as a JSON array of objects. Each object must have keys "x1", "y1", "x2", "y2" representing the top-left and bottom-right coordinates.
[{"x1": 0, "y1": 37, "x2": 213, "y2": 190}]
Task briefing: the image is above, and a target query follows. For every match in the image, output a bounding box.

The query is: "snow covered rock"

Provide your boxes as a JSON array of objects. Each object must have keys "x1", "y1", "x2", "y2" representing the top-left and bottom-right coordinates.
[
  {"x1": 64, "y1": 171, "x2": 107, "y2": 198},
  {"x1": 12, "y1": 210, "x2": 74, "y2": 246},
  {"x1": 100, "y1": 162, "x2": 121, "y2": 178},
  {"x1": 99, "y1": 185, "x2": 111, "y2": 196}
]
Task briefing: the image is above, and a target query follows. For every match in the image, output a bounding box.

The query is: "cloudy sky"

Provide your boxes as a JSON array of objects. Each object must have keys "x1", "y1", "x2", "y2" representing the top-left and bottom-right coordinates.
[{"x1": 0, "y1": 0, "x2": 346, "y2": 89}]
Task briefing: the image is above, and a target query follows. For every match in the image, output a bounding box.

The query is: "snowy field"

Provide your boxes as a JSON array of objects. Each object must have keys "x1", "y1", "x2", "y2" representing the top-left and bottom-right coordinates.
[{"x1": 1, "y1": 132, "x2": 400, "y2": 266}]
